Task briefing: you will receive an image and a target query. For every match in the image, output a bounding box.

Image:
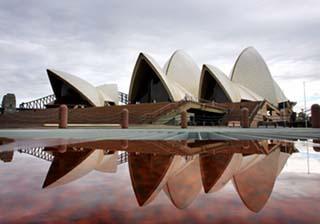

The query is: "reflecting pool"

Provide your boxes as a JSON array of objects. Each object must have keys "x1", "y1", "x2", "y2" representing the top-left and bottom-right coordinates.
[{"x1": 0, "y1": 139, "x2": 319, "y2": 223}]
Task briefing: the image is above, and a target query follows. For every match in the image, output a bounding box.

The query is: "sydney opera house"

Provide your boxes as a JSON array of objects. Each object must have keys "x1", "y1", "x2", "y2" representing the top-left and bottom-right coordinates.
[{"x1": 0, "y1": 47, "x2": 295, "y2": 128}]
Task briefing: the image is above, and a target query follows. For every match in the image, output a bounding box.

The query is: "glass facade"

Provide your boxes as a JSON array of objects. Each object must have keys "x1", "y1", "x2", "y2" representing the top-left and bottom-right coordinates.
[
  {"x1": 130, "y1": 59, "x2": 171, "y2": 103},
  {"x1": 200, "y1": 71, "x2": 230, "y2": 103},
  {"x1": 48, "y1": 71, "x2": 92, "y2": 107}
]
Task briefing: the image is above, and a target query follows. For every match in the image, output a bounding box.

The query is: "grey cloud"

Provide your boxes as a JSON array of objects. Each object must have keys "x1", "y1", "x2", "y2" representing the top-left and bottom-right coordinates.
[{"x1": 0, "y1": 0, "x2": 319, "y2": 107}]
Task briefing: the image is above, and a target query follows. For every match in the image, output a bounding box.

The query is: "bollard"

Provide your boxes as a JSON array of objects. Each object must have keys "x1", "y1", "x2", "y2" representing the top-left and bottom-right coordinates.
[
  {"x1": 59, "y1": 104, "x2": 68, "y2": 129},
  {"x1": 240, "y1": 107, "x2": 249, "y2": 128},
  {"x1": 181, "y1": 111, "x2": 188, "y2": 129},
  {"x1": 121, "y1": 109, "x2": 129, "y2": 129},
  {"x1": 311, "y1": 104, "x2": 320, "y2": 128}
]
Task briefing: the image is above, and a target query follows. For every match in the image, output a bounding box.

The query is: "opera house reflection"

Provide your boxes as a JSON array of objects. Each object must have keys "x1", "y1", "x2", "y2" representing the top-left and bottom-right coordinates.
[{"x1": 6, "y1": 139, "x2": 296, "y2": 212}]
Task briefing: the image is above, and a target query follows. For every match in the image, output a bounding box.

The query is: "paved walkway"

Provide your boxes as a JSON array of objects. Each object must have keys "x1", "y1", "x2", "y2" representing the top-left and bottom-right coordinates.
[{"x1": 0, "y1": 127, "x2": 319, "y2": 141}]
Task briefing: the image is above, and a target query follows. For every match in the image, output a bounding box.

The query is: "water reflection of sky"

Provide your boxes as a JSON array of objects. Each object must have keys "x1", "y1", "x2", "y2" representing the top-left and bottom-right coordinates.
[
  {"x1": 0, "y1": 139, "x2": 319, "y2": 223},
  {"x1": 281, "y1": 140, "x2": 320, "y2": 174}
]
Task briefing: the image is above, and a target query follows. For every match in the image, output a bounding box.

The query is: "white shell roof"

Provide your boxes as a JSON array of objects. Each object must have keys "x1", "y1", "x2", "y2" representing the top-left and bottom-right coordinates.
[
  {"x1": 47, "y1": 69, "x2": 118, "y2": 106},
  {"x1": 236, "y1": 84, "x2": 264, "y2": 102},
  {"x1": 164, "y1": 50, "x2": 201, "y2": 99},
  {"x1": 274, "y1": 82, "x2": 287, "y2": 103},
  {"x1": 129, "y1": 53, "x2": 195, "y2": 102},
  {"x1": 96, "y1": 84, "x2": 119, "y2": 105},
  {"x1": 200, "y1": 65, "x2": 263, "y2": 103},
  {"x1": 230, "y1": 47, "x2": 287, "y2": 105},
  {"x1": 200, "y1": 65, "x2": 241, "y2": 102}
]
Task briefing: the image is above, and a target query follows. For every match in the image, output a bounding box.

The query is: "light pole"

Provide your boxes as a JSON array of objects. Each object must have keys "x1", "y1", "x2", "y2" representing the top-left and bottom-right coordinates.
[{"x1": 303, "y1": 81, "x2": 308, "y2": 128}]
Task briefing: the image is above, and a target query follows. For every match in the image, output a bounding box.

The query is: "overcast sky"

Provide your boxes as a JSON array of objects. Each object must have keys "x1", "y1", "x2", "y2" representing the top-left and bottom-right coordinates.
[{"x1": 0, "y1": 0, "x2": 319, "y2": 111}]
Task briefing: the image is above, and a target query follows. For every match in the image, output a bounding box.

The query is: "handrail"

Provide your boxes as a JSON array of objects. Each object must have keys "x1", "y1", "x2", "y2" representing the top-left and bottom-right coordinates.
[
  {"x1": 140, "y1": 101, "x2": 188, "y2": 123},
  {"x1": 200, "y1": 102, "x2": 228, "y2": 111},
  {"x1": 249, "y1": 101, "x2": 265, "y2": 124},
  {"x1": 140, "y1": 100, "x2": 227, "y2": 124},
  {"x1": 198, "y1": 98, "x2": 213, "y2": 104},
  {"x1": 198, "y1": 98, "x2": 229, "y2": 110}
]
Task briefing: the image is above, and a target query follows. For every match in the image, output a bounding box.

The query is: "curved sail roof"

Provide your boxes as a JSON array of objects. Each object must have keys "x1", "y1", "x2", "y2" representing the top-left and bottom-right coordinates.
[
  {"x1": 230, "y1": 47, "x2": 287, "y2": 105},
  {"x1": 129, "y1": 53, "x2": 175, "y2": 102},
  {"x1": 129, "y1": 52, "x2": 197, "y2": 103},
  {"x1": 236, "y1": 84, "x2": 264, "y2": 102},
  {"x1": 199, "y1": 65, "x2": 263, "y2": 103},
  {"x1": 164, "y1": 50, "x2": 201, "y2": 99},
  {"x1": 200, "y1": 65, "x2": 240, "y2": 102},
  {"x1": 96, "y1": 84, "x2": 119, "y2": 105},
  {"x1": 47, "y1": 69, "x2": 118, "y2": 106}
]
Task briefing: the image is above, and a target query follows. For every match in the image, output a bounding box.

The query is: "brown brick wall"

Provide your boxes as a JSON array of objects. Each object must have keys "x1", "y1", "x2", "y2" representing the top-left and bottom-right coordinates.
[{"x1": 0, "y1": 103, "x2": 173, "y2": 128}]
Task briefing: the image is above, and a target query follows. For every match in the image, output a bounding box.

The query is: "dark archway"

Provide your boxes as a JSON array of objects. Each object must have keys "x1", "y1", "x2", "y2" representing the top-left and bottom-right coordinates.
[
  {"x1": 47, "y1": 70, "x2": 92, "y2": 107},
  {"x1": 200, "y1": 70, "x2": 231, "y2": 103},
  {"x1": 130, "y1": 59, "x2": 171, "y2": 104}
]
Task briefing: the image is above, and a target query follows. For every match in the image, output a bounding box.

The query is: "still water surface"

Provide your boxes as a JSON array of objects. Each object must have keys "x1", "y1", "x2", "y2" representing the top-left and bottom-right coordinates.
[{"x1": 0, "y1": 139, "x2": 319, "y2": 223}]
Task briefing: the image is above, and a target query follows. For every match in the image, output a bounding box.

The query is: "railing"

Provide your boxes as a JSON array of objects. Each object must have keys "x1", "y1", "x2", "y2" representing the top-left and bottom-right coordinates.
[
  {"x1": 198, "y1": 98, "x2": 213, "y2": 104},
  {"x1": 200, "y1": 102, "x2": 228, "y2": 111},
  {"x1": 139, "y1": 100, "x2": 227, "y2": 124},
  {"x1": 249, "y1": 101, "x2": 265, "y2": 124},
  {"x1": 198, "y1": 99, "x2": 235, "y2": 111},
  {"x1": 140, "y1": 101, "x2": 187, "y2": 123}
]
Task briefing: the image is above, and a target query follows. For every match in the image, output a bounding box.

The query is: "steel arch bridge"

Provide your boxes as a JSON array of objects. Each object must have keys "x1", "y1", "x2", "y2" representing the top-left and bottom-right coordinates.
[
  {"x1": 19, "y1": 94, "x2": 56, "y2": 109},
  {"x1": 19, "y1": 92, "x2": 128, "y2": 109},
  {"x1": 19, "y1": 147, "x2": 128, "y2": 165},
  {"x1": 18, "y1": 147, "x2": 54, "y2": 161}
]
